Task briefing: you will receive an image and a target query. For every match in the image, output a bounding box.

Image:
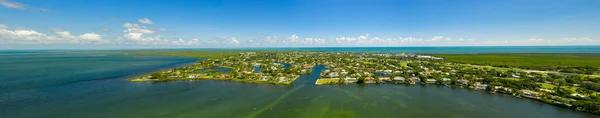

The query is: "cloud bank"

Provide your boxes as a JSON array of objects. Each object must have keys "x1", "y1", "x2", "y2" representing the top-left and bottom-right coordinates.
[{"x1": 0, "y1": 17, "x2": 598, "y2": 48}]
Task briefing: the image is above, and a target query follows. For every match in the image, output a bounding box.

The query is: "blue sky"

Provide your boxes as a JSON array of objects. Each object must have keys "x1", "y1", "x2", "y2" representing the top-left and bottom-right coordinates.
[{"x1": 1, "y1": 0, "x2": 600, "y2": 49}]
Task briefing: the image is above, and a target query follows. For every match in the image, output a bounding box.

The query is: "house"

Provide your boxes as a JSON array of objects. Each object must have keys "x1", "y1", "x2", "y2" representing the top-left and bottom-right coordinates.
[
  {"x1": 571, "y1": 93, "x2": 586, "y2": 98},
  {"x1": 474, "y1": 82, "x2": 488, "y2": 90},
  {"x1": 409, "y1": 77, "x2": 421, "y2": 83},
  {"x1": 363, "y1": 72, "x2": 373, "y2": 76},
  {"x1": 344, "y1": 77, "x2": 358, "y2": 83},
  {"x1": 379, "y1": 77, "x2": 391, "y2": 82},
  {"x1": 393, "y1": 77, "x2": 405, "y2": 82},
  {"x1": 458, "y1": 79, "x2": 469, "y2": 85},
  {"x1": 278, "y1": 77, "x2": 288, "y2": 83},
  {"x1": 383, "y1": 70, "x2": 393, "y2": 74},
  {"x1": 259, "y1": 76, "x2": 269, "y2": 81},
  {"x1": 539, "y1": 88, "x2": 555, "y2": 93},
  {"x1": 494, "y1": 86, "x2": 512, "y2": 93},
  {"x1": 441, "y1": 78, "x2": 451, "y2": 82},
  {"x1": 521, "y1": 90, "x2": 541, "y2": 98},
  {"x1": 426, "y1": 79, "x2": 437, "y2": 83},
  {"x1": 327, "y1": 72, "x2": 340, "y2": 78},
  {"x1": 512, "y1": 74, "x2": 520, "y2": 78},
  {"x1": 365, "y1": 77, "x2": 376, "y2": 84},
  {"x1": 167, "y1": 76, "x2": 181, "y2": 78}
]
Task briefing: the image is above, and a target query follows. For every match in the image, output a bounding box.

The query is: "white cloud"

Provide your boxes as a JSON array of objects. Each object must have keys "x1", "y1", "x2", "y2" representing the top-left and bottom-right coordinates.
[
  {"x1": 0, "y1": 0, "x2": 25, "y2": 9},
  {"x1": 0, "y1": 23, "x2": 108, "y2": 44},
  {"x1": 289, "y1": 34, "x2": 299, "y2": 41},
  {"x1": 124, "y1": 32, "x2": 144, "y2": 40},
  {"x1": 230, "y1": 37, "x2": 240, "y2": 45},
  {"x1": 122, "y1": 23, "x2": 155, "y2": 40},
  {"x1": 237, "y1": 34, "x2": 594, "y2": 47},
  {"x1": 123, "y1": 23, "x2": 155, "y2": 34},
  {"x1": 53, "y1": 29, "x2": 75, "y2": 39},
  {"x1": 138, "y1": 18, "x2": 153, "y2": 24},
  {"x1": 431, "y1": 36, "x2": 444, "y2": 41},
  {"x1": 79, "y1": 33, "x2": 101, "y2": 40}
]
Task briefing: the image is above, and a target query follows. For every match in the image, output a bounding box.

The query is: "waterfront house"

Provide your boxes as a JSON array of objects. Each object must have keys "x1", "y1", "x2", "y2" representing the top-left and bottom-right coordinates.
[
  {"x1": 344, "y1": 77, "x2": 358, "y2": 83},
  {"x1": 426, "y1": 79, "x2": 437, "y2": 83},
  {"x1": 539, "y1": 88, "x2": 555, "y2": 93},
  {"x1": 474, "y1": 82, "x2": 488, "y2": 90},
  {"x1": 393, "y1": 77, "x2": 405, "y2": 82},
  {"x1": 260, "y1": 76, "x2": 269, "y2": 81},
  {"x1": 365, "y1": 77, "x2": 376, "y2": 84},
  {"x1": 441, "y1": 78, "x2": 451, "y2": 82},
  {"x1": 410, "y1": 77, "x2": 421, "y2": 83},
  {"x1": 187, "y1": 75, "x2": 196, "y2": 78},
  {"x1": 379, "y1": 77, "x2": 391, "y2": 83},
  {"x1": 494, "y1": 86, "x2": 512, "y2": 93},
  {"x1": 521, "y1": 90, "x2": 541, "y2": 98},
  {"x1": 278, "y1": 77, "x2": 288, "y2": 83}
]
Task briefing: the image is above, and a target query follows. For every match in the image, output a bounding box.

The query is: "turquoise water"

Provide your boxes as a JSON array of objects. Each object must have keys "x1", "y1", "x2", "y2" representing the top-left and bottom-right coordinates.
[{"x1": 1, "y1": 48, "x2": 599, "y2": 118}]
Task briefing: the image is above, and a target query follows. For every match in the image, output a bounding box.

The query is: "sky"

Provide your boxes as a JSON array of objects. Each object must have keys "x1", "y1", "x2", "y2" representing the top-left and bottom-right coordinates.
[{"x1": 1, "y1": 0, "x2": 600, "y2": 49}]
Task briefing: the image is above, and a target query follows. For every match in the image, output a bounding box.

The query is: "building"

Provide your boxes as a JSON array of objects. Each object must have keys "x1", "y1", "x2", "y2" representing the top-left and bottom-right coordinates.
[
  {"x1": 278, "y1": 77, "x2": 288, "y2": 83},
  {"x1": 494, "y1": 86, "x2": 512, "y2": 93},
  {"x1": 521, "y1": 90, "x2": 541, "y2": 98},
  {"x1": 441, "y1": 78, "x2": 451, "y2": 82},
  {"x1": 344, "y1": 77, "x2": 358, "y2": 83},
  {"x1": 426, "y1": 79, "x2": 437, "y2": 83},
  {"x1": 474, "y1": 82, "x2": 488, "y2": 90},
  {"x1": 379, "y1": 77, "x2": 391, "y2": 82},
  {"x1": 383, "y1": 70, "x2": 393, "y2": 74},
  {"x1": 571, "y1": 93, "x2": 586, "y2": 98},
  {"x1": 365, "y1": 77, "x2": 376, "y2": 84},
  {"x1": 458, "y1": 79, "x2": 469, "y2": 85},
  {"x1": 410, "y1": 77, "x2": 421, "y2": 83},
  {"x1": 327, "y1": 72, "x2": 339, "y2": 78},
  {"x1": 393, "y1": 77, "x2": 405, "y2": 82}
]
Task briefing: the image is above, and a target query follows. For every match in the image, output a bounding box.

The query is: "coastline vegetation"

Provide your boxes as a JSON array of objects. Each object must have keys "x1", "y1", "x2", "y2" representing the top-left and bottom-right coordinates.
[{"x1": 432, "y1": 53, "x2": 600, "y2": 75}]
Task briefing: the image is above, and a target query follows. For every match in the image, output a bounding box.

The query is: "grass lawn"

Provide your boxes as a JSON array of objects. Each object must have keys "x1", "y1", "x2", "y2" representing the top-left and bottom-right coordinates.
[
  {"x1": 316, "y1": 78, "x2": 340, "y2": 85},
  {"x1": 503, "y1": 78, "x2": 520, "y2": 81},
  {"x1": 539, "y1": 82, "x2": 557, "y2": 89}
]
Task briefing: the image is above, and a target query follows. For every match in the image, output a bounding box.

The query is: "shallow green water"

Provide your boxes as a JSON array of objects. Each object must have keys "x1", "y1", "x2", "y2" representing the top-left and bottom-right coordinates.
[{"x1": 1, "y1": 51, "x2": 598, "y2": 118}]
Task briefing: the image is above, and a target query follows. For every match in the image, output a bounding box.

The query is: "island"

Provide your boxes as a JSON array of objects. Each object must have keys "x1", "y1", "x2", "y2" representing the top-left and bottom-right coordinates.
[{"x1": 123, "y1": 51, "x2": 600, "y2": 115}]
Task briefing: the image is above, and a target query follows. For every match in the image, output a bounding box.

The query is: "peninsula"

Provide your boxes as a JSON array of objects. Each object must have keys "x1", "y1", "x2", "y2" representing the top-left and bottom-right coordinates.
[{"x1": 125, "y1": 51, "x2": 600, "y2": 115}]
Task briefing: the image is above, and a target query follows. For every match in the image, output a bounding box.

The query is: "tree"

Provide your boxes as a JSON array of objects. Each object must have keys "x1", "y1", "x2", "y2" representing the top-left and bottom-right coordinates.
[{"x1": 357, "y1": 77, "x2": 365, "y2": 84}]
